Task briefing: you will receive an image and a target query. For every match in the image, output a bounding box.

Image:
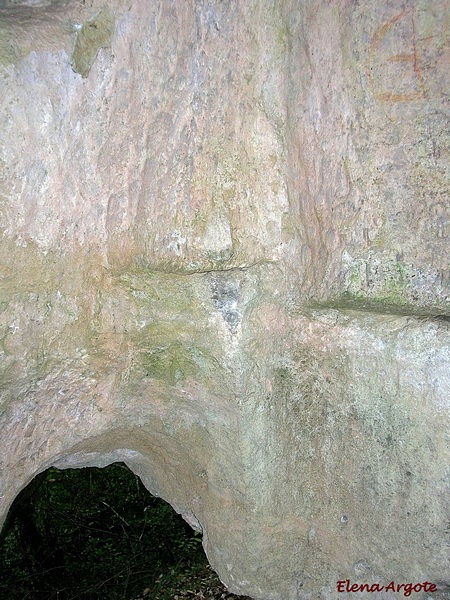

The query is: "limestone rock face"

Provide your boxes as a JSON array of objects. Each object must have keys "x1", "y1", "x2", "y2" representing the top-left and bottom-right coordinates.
[{"x1": 0, "y1": 1, "x2": 448, "y2": 598}]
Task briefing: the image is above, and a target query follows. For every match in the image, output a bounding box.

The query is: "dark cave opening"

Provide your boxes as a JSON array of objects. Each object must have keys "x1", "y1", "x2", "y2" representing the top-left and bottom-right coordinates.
[{"x1": 0, "y1": 463, "x2": 207, "y2": 600}]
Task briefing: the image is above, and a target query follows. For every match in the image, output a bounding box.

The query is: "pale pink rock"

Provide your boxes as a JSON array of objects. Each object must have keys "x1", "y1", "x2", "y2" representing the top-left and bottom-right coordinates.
[{"x1": 0, "y1": 1, "x2": 448, "y2": 598}]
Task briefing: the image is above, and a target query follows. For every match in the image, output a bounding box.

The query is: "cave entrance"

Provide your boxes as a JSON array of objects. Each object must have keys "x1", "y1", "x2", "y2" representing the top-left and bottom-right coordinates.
[{"x1": 0, "y1": 463, "x2": 210, "y2": 600}]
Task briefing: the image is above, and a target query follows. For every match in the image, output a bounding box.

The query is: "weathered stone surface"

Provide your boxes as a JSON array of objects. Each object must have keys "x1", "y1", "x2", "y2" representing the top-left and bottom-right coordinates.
[{"x1": 0, "y1": 1, "x2": 448, "y2": 598}]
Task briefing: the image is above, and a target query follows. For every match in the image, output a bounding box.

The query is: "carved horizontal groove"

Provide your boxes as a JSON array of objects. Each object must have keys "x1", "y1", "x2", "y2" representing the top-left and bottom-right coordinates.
[
  {"x1": 125, "y1": 260, "x2": 277, "y2": 278},
  {"x1": 306, "y1": 301, "x2": 450, "y2": 321}
]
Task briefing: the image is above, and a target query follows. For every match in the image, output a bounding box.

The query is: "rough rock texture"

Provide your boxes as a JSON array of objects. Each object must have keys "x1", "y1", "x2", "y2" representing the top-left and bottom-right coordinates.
[{"x1": 0, "y1": 1, "x2": 449, "y2": 599}]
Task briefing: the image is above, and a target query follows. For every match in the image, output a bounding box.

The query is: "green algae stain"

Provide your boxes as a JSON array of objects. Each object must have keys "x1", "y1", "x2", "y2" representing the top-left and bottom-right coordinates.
[
  {"x1": 308, "y1": 257, "x2": 450, "y2": 317},
  {"x1": 142, "y1": 341, "x2": 200, "y2": 387},
  {"x1": 113, "y1": 270, "x2": 225, "y2": 389},
  {"x1": 340, "y1": 260, "x2": 412, "y2": 311},
  {"x1": 0, "y1": 27, "x2": 20, "y2": 67},
  {"x1": 71, "y1": 7, "x2": 115, "y2": 78}
]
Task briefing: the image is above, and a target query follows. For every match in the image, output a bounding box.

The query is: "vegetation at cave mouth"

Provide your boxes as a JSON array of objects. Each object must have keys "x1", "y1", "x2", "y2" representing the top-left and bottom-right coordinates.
[{"x1": 0, "y1": 462, "x2": 215, "y2": 599}]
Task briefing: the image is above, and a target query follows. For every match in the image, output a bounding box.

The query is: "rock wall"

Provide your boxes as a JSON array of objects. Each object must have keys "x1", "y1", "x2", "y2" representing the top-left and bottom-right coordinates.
[{"x1": 0, "y1": 1, "x2": 448, "y2": 598}]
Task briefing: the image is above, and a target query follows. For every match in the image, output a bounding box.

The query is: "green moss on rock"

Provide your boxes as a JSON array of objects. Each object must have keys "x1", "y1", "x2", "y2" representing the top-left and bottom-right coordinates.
[
  {"x1": 142, "y1": 341, "x2": 200, "y2": 387},
  {"x1": 71, "y1": 7, "x2": 115, "y2": 78},
  {"x1": 0, "y1": 28, "x2": 20, "y2": 67}
]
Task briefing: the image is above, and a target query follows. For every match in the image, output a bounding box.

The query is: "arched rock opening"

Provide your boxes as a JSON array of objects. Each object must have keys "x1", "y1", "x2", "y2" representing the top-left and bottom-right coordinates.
[{"x1": 0, "y1": 462, "x2": 210, "y2": 599}]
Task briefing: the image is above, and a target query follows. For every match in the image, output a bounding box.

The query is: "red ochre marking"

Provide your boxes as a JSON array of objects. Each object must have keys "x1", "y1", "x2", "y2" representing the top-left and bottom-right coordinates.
[{"x1": 368, "y1": 10, "x2": 426, "y2": 102}]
